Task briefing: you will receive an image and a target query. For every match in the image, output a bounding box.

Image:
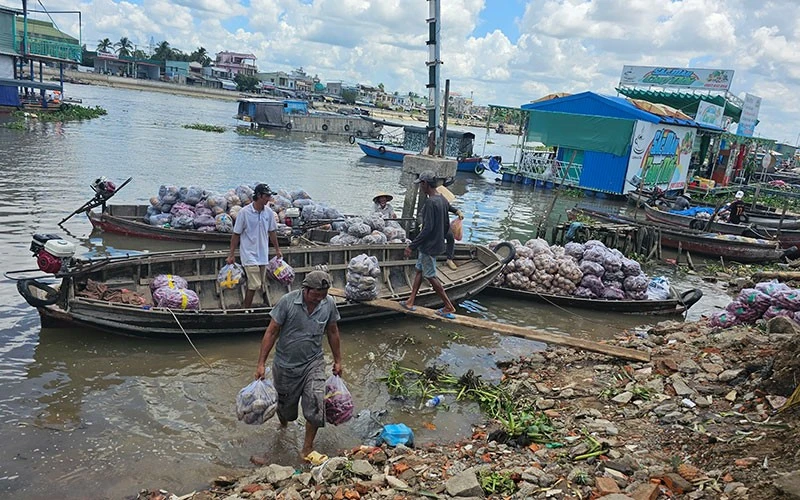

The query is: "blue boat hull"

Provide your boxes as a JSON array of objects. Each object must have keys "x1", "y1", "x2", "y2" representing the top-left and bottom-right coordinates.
[{"x1": 356, "y1": 139, "x2": 484, "y2": 174}]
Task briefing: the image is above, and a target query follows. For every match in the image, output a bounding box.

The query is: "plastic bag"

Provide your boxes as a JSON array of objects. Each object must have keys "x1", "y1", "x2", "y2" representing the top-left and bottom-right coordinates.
[
  {"x1": 564, "y1": 242, "x2": 584, "y2": 261},
  {"x1": 236, "y1": 377, "x2": 278, "y2": 425},
  {"x1": 155, "y1": 287, "x2": 200, "y2": 310},
  {"x1": 150, "y1": 274, "x2": 189, "y2": 293},
  {"x1": 268, "y1": 256, "x2": 295, "y2": 285},
  {"x1": 647, "y1": 276, "x2": 671, "y2": 301},
  {"x1": 345, "y1": 254, "x2": 380, "y2": 301},
  {"x1": 450, "y1": 218, "x2": 463, "y2": 241},
  {"x1": 324, "y1": 375, "x2": 354, "y2": 425},
  {"x1": 215, "y1": 213, "x2": 233, "y2": 233},
  {"x1": 217, "y1": 263, "x2": 245, "y2": 289}
]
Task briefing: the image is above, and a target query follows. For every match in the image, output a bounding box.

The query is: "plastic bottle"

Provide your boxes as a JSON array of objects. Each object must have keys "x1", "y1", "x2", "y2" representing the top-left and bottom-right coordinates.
[{"x1": 425, "y1": 395, "x2": 444, "y2": 407}]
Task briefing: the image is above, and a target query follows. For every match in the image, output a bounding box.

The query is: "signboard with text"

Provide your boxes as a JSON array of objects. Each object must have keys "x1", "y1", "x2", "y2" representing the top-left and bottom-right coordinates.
[
  {"x1": 736, "y1": 93, "x2": 762, "y2": 137},
  {"x1": 620, "y1": 65, "x2": 734, "y2": 91}
]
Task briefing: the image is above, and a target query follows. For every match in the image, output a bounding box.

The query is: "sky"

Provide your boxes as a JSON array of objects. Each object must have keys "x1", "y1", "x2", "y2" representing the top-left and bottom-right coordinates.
[{"x1": 9, "y1": 0, "x2": 800, "y2": 144}]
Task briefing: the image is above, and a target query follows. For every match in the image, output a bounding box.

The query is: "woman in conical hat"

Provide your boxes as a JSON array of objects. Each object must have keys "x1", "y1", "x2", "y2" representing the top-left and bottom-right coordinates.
[{"x1": 372, "y1": 192, "x2": 397, "y2": 219}]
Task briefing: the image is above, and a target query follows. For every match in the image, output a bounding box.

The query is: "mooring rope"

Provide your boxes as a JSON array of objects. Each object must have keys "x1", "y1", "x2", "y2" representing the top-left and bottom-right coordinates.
[{"x1": 167, "y1": 308, "x2": 213, "y2": 369}]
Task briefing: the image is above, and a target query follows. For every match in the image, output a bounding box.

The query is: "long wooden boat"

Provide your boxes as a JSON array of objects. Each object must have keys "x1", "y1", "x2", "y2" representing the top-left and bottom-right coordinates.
[
  {"x1": 643, "y1": 204, "x2": 748, "y2": 235},
  {"x1": 13, "y1": 243, "x2": 508, "y2": 337},
  {"x1": 485, "y1": 286, "x2": 701, "y2": 315},
  {"x1": 573, "y1": 207, "x2": 792, "y2": 263},
  {"x1": 355, "y1": 138, "x2": 485, "y2": 174},
  {"x1": 88, "y1": 204, "x2": 291, "y2": 245}
]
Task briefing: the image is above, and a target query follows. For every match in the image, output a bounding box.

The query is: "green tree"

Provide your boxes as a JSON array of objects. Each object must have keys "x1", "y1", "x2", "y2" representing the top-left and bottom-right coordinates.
[
  {"x1": 378, "y1": 83, "x2": 385, "y2": 93},
  {"x1": 115, "y1": 37, "x2": 133, "y2": 57},
  {"x1": 153, "y1": 41, "x2": 172, "y2": 61},
  {"x1": 133, "y1": 49, "x2": 147, "y2": 60},
  {"x1": 97, "y1": 38, "x2": 113, "y2": 53},
  {"x1": 342, "y1": 89, "x2": 357, "y2": 104},
  {"x1": 81, "y1": 44, "x2": 95, "y2": 66},
  {"x1": 234, "y1": 73, "x2": 260, "y2": 92},
  {"x1": 190, "y1": 46, "x2": 211, "y2": 66}
]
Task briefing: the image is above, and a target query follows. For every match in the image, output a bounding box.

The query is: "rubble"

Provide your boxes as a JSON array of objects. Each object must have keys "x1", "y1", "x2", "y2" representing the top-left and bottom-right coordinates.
[{"x1": 138, "y1": 318, "x2": 800, "y2": 500}]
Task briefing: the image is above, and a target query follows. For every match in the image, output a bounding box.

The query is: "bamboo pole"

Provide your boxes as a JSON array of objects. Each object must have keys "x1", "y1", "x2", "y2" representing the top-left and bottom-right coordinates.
[
  {"x1": 328, "y1": 289, "x2": 650, "y2": 362},
  {"x1": 751, "y1": 271, "x2": 800, "y2": 281},
  {"x1": 686, "y1": 251, "x2": 695, "y2": 271}
]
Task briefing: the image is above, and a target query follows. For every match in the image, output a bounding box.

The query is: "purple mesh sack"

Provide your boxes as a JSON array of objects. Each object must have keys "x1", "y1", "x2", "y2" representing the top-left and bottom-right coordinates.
[
  {"x1": 623, "y1": 274, "x2": 648, "y2": 292},
  {"x1": 771, "y1": 289, "x2": 800, "y2": 311},
  {"x1": 324, "y1": 375, "x2": 354, "y2": 425},
  {"x1": 725, "y1": 300, "x2": 761, "y2": 322},
  {"x1": 579, "y1": 260, "x2": 604, "y2": 277},
  {"x1": 155, "y1": 287, "x2": 199, "y2": 310},
  {"x1": 564, "y1": 242, "x2": 585, "y2": 261},
  {"x1": 621, "y1": 258, "x2": 642, "y2": 277},
  {"x1": 573, "y1": 286, "x2": 596, "y2": 298},
  {"x1": 150, "y1": 274, "x2": 189, "y2": 293},
  {"x1": 709, "y1": 311, "x2": 740, "y2": 328},
  {"x1": 580, "y1": 275, "x2": 605, "y2": 296},
  {"x1": 755, "y1": 280, "x2": 791, "y2": 297},
  {"x1": 736, "y1": 288, "x2": 772, "y2": 313},
  {"x1": 268, "y1": 257, "x2": 295, "y2": 285},
  {"x1": 763, "y1": 305, "x2": 793, "y2": 320},
  {"x1": 602, "y1": 286, "x2": 626, "y2": 300}
]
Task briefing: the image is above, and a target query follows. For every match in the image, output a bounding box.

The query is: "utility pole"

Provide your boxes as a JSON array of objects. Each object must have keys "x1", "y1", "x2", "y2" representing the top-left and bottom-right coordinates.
[{"x1": 425, "y1": 0, "x2": 441, "y2": 155}]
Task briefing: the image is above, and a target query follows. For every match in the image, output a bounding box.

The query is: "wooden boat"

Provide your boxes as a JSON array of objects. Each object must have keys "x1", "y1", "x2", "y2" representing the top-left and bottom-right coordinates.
[
  {"x1": 572, "y1": 207, "x2": 793, "y2": 263},
  {"x1": 355, "y1": 138, "x2": 485, "y2": 174},
  {"x1": 88, "y1": 204, "x2": 291, "y2": 245},
  {"x1": 13, "y1": 243, "x2": 510, "y2": 337},
  {"x1": 643, "y1": 204, "x2": 748, "y2": 235},
  {"x1": 485, "y1": 286, "x2": 702, "y2": 315}
]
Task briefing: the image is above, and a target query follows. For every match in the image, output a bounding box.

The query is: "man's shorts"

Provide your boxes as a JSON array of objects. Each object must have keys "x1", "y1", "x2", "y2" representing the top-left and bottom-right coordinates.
[
  {"x1": 415, "y1": 252, "x2": 438, "y2": 279},
  {"x1": 244, "y1": 265, "x2": 268, "y2": 292},
  {"x1": 272, "y1": 357, "x2": 326, "y2": 428}
]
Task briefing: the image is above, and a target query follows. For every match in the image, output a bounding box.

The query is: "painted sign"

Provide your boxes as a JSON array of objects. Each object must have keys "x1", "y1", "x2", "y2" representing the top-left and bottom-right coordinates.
[
  {"x1": 624, "y1": 121, "x2": 696, "y2": 193},
  {"x1": 736, "y1": 93, "x2": 762, "y2": 137},
  {"x1": 620, "y1": 65, "x2": 734, "y2": 91},
  {"x1": 695, "y1": 101, "x2": 724, "y2": 128}
]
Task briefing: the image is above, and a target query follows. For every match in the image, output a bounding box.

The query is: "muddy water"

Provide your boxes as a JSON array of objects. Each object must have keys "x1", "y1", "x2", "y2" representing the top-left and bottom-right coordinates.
[{"x1": 0, "y1": 85, "x2": 728, "y2": 497}]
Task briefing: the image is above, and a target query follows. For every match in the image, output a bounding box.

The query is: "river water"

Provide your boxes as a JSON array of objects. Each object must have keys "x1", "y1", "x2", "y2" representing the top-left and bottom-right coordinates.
[{"x1": 0, "y1": 85, "x2": 731, "y2": 498}]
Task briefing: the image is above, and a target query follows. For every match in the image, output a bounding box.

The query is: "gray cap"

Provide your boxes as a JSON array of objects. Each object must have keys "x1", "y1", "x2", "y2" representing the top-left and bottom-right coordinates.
[
  {"x1": 302, "y1": 270, "x2": 332, "y2": 289},
  {"x1": 413, "y1": 171, "x2": 437, "y2": 185}
]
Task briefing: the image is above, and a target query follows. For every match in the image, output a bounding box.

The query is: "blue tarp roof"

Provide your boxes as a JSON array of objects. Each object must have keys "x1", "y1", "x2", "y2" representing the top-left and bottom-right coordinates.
[{"x1": 521, "y1": 91, "x2": 723, "y2": 131}]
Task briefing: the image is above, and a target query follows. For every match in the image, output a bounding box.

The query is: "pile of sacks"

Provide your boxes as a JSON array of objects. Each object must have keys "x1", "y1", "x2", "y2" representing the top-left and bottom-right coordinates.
[
  {"x1": 491, "y1": 239, "x2": 651, "y2": 301},
  {"x1": 710, "y1": 280, "x2": 800, "y2": 328},
  {"x1": 328, "y1": 213, "x2": 409, "y2": 246},
  {"x1": 150, "y1": 274, "x2": 200, "y2": 310}
]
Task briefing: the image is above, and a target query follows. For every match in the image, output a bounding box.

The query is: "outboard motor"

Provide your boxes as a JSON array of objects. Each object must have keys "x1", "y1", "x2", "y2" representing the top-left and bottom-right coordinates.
[
  {"x1": 30, "y1": 234, "x2": 76, "y2": 275},
  {"x1": 90, "y1": 176, "x2": 117, "y2": 199}
]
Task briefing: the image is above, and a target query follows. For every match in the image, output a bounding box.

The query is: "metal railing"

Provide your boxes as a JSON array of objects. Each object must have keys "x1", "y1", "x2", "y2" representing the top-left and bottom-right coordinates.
[{"x1": 512, "y1": 155, "x2": 583, "y2": 185}]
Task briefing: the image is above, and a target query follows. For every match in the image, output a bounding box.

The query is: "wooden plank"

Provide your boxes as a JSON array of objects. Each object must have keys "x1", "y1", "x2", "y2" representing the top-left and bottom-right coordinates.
[
  {"x1": 752, "y1": 271, "x2": 800, "y2": 281},
  {"x1": 329, "y1": 288, "x2": 649, "y2": 362}
]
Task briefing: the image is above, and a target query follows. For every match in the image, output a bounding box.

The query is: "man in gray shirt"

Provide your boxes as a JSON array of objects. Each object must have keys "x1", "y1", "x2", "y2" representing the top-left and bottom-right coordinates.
[
  {"x1": 254, "y1": 270, "x2": 342, "y2": 461},
  {"x1": 402, "y1": 171, "x2": 457, "y2": 319}
]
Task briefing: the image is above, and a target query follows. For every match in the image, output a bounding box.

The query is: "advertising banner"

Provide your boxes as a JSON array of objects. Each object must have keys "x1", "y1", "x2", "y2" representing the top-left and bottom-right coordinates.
[
  {"x1": 736, "y1": 93, "x2": 762, "y2": 137},
  {"x1": 695, "y1": 101, "x2": 724, "y2": 128},
  {"x1": 620, "y1": 65, "x2": 734, "y2": 91},
  {"x1": 624, "y1": 121, "x2": 696, "y2": 194}
]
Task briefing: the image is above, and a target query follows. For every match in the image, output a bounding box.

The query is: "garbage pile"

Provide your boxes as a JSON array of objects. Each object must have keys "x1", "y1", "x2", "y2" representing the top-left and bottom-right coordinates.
[
  {"x1": 710, "y1": 279, "x2": 800, "y2": 328},
  {"x1": 490, "y1": 239, "x2": 652, "y2": 301},
  {"x1": 328, "y1": 214, "x2": 409, "y2": 246},
  {"x1": 150, "y1": 273, "x2": 200, "y2": 310}
]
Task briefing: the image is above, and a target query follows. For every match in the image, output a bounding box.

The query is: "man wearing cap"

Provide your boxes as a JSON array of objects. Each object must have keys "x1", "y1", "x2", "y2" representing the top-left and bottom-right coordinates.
[
  {"x1": 729, "y1": 190, "x2": 747, "y2": 224},
  {"x1": 227, "y1": 183, "x2": 283, "y2": 308},
  {"x1": 372, "y1": 192, "x2": 397, "y2": 219},
  {"x1": 402, "y1": 171, "x2": 458, "y2": 319},
  {"x1": 253, "y1": 270, "x2": 342, "y2": 461}
]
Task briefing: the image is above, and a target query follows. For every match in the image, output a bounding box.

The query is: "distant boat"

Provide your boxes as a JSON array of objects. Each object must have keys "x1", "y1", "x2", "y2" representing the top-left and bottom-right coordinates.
[
  {"x1": 235, "y1": 98, "x2": 382, "y2": 138},
  {"x1": 353, "y1": 123, "x2": 491, "y2": 175}
]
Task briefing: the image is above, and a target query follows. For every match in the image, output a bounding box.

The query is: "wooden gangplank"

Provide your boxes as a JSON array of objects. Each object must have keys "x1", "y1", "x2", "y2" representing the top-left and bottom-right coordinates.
[{"x1": 329, "y1": 289, "x2": 650, "y2": 362}]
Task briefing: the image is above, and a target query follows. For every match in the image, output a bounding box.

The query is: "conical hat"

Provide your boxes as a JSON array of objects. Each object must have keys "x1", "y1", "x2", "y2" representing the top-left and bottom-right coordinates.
[{"x1": 373, "y1": 192, "x2": 393, "y2": 203}]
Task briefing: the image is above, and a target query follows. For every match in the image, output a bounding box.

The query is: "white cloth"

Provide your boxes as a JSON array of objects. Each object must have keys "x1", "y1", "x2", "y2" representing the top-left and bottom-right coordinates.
[{"x1": 233, "y1": 203, "x2": 278, "y2": 266}]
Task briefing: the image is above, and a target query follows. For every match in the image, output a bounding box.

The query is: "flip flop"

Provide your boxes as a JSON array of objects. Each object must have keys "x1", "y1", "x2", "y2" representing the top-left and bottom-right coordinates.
[
  {"x1": 435, "y1": 308, "x2": 456, "y2": 320},
  {"x1": 399, "y1": 302, "x2": 417, "y2": 312},
  {"x1": 304, "y1": 450, "x2": 328, "y2": 465}
]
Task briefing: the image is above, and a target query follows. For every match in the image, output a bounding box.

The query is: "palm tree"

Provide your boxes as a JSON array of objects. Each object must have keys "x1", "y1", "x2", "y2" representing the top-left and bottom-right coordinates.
[
  {"x1": 97, "y1": 38, "x2": 113, "y2": 53},
  {"x1": 190, "y1": 46, "x2": 211, "y2": 66},
  {"x1": 115, "y1": 37, "x2": 134, "y2": 57},
  {"x1": 153, "y1": 40, "x2": 172, "y2": 61}
]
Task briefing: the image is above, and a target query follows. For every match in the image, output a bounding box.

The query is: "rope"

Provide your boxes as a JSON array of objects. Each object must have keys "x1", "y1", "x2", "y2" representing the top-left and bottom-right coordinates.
[
  {"x1": 530, "y1": 292, "x2": 616, "y2": 327},
  {"x1": 35, "y1": 0, "x2": 61, "y2": 32},
  {"x1": 167, "y1": 308, "x2": 213, "y2": 369}
]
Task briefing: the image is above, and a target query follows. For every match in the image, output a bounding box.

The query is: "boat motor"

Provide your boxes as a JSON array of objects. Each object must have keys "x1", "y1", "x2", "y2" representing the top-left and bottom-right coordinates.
[
  {"x1": 91, "y1": 176, "x2": 117, "y2": 200},
  {"x1": 30, "y1": 234, "x2": 76, "y2": 275},
  {"x1": 284, "y1": 207, "x2": 302, "y2": 228}
]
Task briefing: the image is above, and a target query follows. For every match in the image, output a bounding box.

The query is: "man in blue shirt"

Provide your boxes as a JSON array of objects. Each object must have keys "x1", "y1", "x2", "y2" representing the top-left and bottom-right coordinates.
[{"x1": 227, "y1": 183, "x2": 283, "y2": 308}]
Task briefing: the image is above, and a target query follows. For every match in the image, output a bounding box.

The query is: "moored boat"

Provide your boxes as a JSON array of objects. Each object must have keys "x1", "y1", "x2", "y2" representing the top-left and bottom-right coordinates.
[
  {"x1": 12, "y1": 242, "x2": 510, "y2": 337},
  {"x1": 643, "y1": 203, "x2": 748, "y2": 235},
  {"x1": 236, "y1": 98, "x2": 382, "y2": 138},
  {"x1": 355, "y1": 138, "x2": 485, "y2": 174}
]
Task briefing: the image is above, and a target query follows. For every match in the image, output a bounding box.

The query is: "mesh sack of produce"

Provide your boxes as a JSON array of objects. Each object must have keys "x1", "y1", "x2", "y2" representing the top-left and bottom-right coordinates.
[
  {"x1": 602, "y1": 270, "x2": 625, "y2": 286},
  {"x1": 360, "y1": 231, "x2": 388, "y2": 245},
  {"x1": 324, "y1": 375, "x2": 354, "y2": 425},
  {"x1": 329, "y1": 234, "x2": 351, "y2": 245},
  {"x1": 450, "y1": 218, "x2": 463, "y2": 241},
  {"x1": 345, "y1": 254, "x2": 381, "y2": 301},
  {"x1": 194, "y1": 214, "x2": 216, "y2": 229},
  {"x1": 584, "y1": 240, "x2": 605, "y2": 249},
  {"x1": 150, "y1": 196, "x2": 160, "y2": 207},
  {"x1": 551, "y1": 275, "x2": 578, "y2": 295},
  {"x1": 516, "y1": 257, "x2": 536, "y2": 277},
  {"x1": 621, "y1": 258, "x2": 642, "y2": 277},
  {"x1": 736, "y1": 288, "x2": 772, "y2": 313},
  {"x1": 150, "y1": 274, "x2": 189, "y2": 293},
  {"x1": 564, "y1": 242, "x2": 585, "y2": 261},
  {"x1": 331, "y1": 221, "x2": 347, "y2": 232},
  {"x1": 172, "y1": 215, "x2": 195, "y2": 229},
  {"x1": 324, "y1": 207, "x2": 343, "y2": 220},
  {"x1": 364, "y1": 213, "x2": 386, "y2": 232},
  {"x1": 793, "y1": 311, "x2": 800, "y2": 323},
  {"x1": 623, "y1": 274, "x2": 648, "y2": 293},
  {"x1": 293, "y1": 198, "x2": 315, "y2": 209},
  {"x1": 582, "y1": 245, "x2": 606, "y2": 263},
  {"x1": 533, "y1": 254, "x2": 558, "y2": 274},
  {"x1": 207, "y1": 194, "x2": 228, "y2": 212},
  {"x1": 277, "y1": 189, "x2": 291, "y2": 200},
  {"x1": 347, "y1": 222, "x2": 372, "y2": 238},
  {"x1": 195, "y1": 206, "x2": 213, "y2": 217},
  {"x1": 290, "y1": 189, "x2": 311, "y2": 201},
  {"x1": 179, "y1": 186, "x2": 205, "y2": 205},
  {"x1": 514, "y1": 245, "x2": 534, "y2": 259},
  {"x1": 551, "y1": 245, "x2": 566, "y2": 259},
  {"x1": 602, "y1": 252, "x2": 622, "y2": 273},
  {"x1": 156, "y1": 287, "x2": 200, "y2": 310},
  {"x1": 625, "y1": 289, "x2": 648, "y2": 300},
  {"x1": 225, "y1": 190, "x2": 241, "y2": 208},
  {"x1": 709, "y1": 311, "x2": 740, "y2": 328},
  {"x1": 268, "y1": 257, "x2": 295, "y2": 285},
  {"x1": 383, "y1": 226, "x2": 406, "y2": 241},
  {"x1": 236, "y1": 376, "x2": 278, "y2": 425},
  {"x1": 525, "y1": 238, "x2": 553, "y2": 256},
  {"x1": 557, "y1": 259, "x2": 582, "y2": 284},
  {"x1": 579, "y1": 260, "x2": 605, "y2": 277},
  {"x1": 171, "y1": 202, "x2": 196, "y2": 216},
  {"x1": 503, "y1": 272, "x2": 528, "y2": 290},
  {"x1": 532, "y1": 270, "x2": 554, "y2": 289},
  {"x1": 755, "y1": 279, "x2": 792, "y2": 297},
  {"x1": 144, "y1": 205, "x2": 160, "y2": 223},
  {"x1": 215, "y1": 213, "x2": 234, "y2": 233},
  {"x1": 228, "y1": 205, "x2": 242, "y2": 220},
  {"x1": 725, "y1": 300, "x2": 761, "y2": 322},
  {"x1": 276, "y1": 224, "x2": 292, "y2": 238},
  {"x1": 763, "y1": 305, "x2": 793, "y2": 320},
  {"x1": 197, "y1": 226, "x2": 216, "y2": 232},
  {"x1": 574, "y1": 286, "x2": 596, "y2": 298},
  {"x1": 217, "y1": 263, "x2": 245, "y2": 289},
  {"x1": 158, "y1": 185, "x2": 180, "y2": 204},
  {"x1": 159, "y1": 202, "x2": 173, "y2": 213},
  {"x1": 235, "y1": 185, "x2": 254, "y2": 205},
  {"x1": 272, "y1": 195, "x2": 292, "y2": 212},
  {"x1": 580, "y1": 275, "x2": 605, "y2": 296},
  {"x1": 602, "y1": 285, "x2": 626, "y2": 300},
  {"x1": 149, "y1": 213, "x2": 172, "y2": 226},
  {"x1": 647, "y1": 276, "x2": 671, "y2": 301}
]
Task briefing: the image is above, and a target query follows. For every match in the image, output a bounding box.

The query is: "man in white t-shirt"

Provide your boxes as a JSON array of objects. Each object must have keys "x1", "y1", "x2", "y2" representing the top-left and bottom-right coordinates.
[{"x1": 227, "y1": 183, "x2": 283, "y2": 308}]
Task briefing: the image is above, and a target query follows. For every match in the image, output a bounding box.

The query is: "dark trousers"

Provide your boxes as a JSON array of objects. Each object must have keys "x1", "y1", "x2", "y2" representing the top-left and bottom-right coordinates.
[{"x1": 445, "y1": 231, "x2": 455, "y2": 260}]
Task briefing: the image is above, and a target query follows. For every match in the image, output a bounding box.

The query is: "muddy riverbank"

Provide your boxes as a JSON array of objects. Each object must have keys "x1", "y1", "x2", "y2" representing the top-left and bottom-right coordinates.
[{"x1": 137, "y1": 316, "x2": 800, "y2": 499}]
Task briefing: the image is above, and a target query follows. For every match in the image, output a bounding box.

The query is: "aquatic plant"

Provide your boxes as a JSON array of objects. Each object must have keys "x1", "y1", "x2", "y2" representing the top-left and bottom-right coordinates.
[{"x1": 183, "y1": 123, "x2": 225, "y2": 133}]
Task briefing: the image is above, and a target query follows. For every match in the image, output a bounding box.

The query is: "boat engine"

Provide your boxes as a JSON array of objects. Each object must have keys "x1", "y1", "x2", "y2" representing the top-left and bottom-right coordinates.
[
  {"x1": 283, "y1": 207, "x2": 302, "y2": 231},
  {"x1": 30, "y1": 234, "x2": 76, "y2": 275},
  {"x1": 91, "y1": 176, "x2": 117, "y2": 200}
]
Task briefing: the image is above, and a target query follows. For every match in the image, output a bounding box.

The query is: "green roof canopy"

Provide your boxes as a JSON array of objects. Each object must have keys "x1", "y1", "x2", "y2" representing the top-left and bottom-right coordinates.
[
  {"x1": 616, "y1": 88, "x2": 742, "y2": 122},
  {"x1": 15, "y1": 18, "x2": 78, "y2": 44}
]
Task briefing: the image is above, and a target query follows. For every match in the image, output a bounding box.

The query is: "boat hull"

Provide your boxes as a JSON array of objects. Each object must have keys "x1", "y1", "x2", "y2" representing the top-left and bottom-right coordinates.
[
  {"x1": 355, "y1": 138, "x2": 485, "y2": 174},
  {"x1": 643, "y1": 204, "x2": 747, "y2": 235}
]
